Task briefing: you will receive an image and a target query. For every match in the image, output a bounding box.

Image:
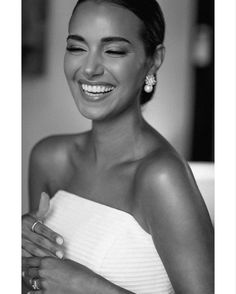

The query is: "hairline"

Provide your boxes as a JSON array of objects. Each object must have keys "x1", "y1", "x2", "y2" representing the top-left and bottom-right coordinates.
[{"x1": 70, "y1": 0, "x2": 159, "y2": 57}]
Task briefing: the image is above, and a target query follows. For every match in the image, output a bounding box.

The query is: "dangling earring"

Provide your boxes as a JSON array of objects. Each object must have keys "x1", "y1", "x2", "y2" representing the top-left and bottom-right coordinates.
[{"x1": 144, "y1": 74, "x2": 156, "y2": 93}]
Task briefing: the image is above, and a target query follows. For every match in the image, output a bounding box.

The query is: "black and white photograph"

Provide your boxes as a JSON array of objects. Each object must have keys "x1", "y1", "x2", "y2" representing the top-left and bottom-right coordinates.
[{"x1": 19, "y1": 0, "x2": 230, "y2": 293}]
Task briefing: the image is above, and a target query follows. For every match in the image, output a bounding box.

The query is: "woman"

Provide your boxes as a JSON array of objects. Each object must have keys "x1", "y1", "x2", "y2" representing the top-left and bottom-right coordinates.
[{"x1": 22, "y1": 0, "x2": 214, "y2": 293}]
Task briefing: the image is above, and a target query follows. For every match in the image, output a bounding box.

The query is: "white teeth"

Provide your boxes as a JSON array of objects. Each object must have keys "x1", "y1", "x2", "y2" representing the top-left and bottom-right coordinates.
[{"x1": 81, "y1": 84, "x2": 114, "y2": 94}]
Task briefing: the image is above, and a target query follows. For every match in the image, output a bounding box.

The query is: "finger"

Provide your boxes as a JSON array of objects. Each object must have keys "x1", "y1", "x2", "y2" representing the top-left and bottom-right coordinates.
[
  {"x1": 22, "y1": 248, "x2": 32, "y2": 257},
  {"x1": 35, "y1": 222, "x2": 64, "y2": 245},
  {"x1": 22, "y1": 214, "x2": 43, "y2": 239},
  {"x1": 36, "y1": 192, "x2": 50, "y2": 220},
  {"x1": 23, "y1": 256, "x2": 41, "y2": 267},
  {"x1": 22, "y1": 213, "x2": 37, "y2": 231},
  {"x1": 23, "y1": 208, "x2": 64, "y2": 251},
  {"x1": 22, "y1": 239, "x2": 53, "y2": 258},
  {"x1": 23, "y1": 223, "x2": 64, "y2": 258},
  {"x1": 24, "y1": 233, "x2": 64, "y2": 259}
]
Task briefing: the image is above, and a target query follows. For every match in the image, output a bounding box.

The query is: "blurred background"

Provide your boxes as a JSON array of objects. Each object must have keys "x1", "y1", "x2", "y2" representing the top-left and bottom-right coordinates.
[{"x1": 22, "y1": 0, "x2": 214, "y2": 213}]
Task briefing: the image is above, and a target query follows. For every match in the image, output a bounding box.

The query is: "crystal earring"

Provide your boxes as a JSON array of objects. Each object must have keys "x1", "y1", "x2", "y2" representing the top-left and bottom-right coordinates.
[{"x1": 144, "y1": 75, "x2": 156, "y2": 93}]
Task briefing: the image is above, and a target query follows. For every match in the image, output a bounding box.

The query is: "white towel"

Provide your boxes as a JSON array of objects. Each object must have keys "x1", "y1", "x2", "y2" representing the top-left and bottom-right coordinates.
[{"x1": 44, "y1": 190, "x2": 174, "y2": 294}]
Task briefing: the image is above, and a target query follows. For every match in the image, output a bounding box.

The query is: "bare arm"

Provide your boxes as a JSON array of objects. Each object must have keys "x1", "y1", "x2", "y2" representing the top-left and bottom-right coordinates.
[
  {"x1": 28, "y1": 140, "x2": 51, "y2": 211},
  {"x1": 23, "y1": 138, "x2": 66, "y2": 258},
  {"x1": 135, "y1": 152, "x2": 214, "y2": 294},
  {"x1": 24, "y1": 138, "x2": 135, "y2": 294}
]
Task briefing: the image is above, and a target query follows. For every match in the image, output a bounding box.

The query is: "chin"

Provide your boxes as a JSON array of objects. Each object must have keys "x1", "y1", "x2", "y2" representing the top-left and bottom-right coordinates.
[
  {"x1": 77, "y1": 103, "x2": 111, "y2": 121},
  {"x1": 74, "y1": 94, "x2": 119, "y2": 121}
]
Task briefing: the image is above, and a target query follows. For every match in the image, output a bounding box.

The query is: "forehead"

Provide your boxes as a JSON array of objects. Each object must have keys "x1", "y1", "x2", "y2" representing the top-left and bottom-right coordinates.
[{"x1": 69, "y1": 1, "x2": 144, "y2": 42}]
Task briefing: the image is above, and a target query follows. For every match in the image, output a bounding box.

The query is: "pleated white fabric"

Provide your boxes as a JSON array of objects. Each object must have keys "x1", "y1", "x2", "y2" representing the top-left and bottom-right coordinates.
[{"x1": 44, "y1": 190, "x2": 175, "y2": 294}]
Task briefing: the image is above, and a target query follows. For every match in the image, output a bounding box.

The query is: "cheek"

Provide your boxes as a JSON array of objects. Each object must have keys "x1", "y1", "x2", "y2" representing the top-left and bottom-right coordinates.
[
  {"x1": 63, "y1": 55, "x2": 71, "y2": 80},
  {"x1": 110, "y1": 59, "x2": 146, "y2": 86},
  {"x1": 64, "y1": 54, "x2": 78, "y2": 80}
]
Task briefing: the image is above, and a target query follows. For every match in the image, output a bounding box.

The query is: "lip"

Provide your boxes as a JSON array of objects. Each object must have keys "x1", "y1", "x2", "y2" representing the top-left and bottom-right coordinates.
[
  {"x1": 79, "y1": 79, "x2": 115, "y2": 87},
  {"x1": 78, "y1": 81, "x2": 116, "y2": 102}
]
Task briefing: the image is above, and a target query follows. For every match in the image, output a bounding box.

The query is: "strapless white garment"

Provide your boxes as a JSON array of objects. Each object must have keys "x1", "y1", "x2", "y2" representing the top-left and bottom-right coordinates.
[{"x1": 44, "y1": 190, "x2": 175, "y2": 294}]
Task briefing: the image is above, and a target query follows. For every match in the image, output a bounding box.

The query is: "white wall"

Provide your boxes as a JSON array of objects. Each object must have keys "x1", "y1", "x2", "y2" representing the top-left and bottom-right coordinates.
[{"x1": 22, "y1": 0, "x2": 196, "y2": 213}]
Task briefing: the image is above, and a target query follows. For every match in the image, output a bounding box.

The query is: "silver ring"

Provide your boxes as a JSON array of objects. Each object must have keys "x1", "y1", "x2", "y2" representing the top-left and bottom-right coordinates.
[
  {"x1": 31, "y1": 277, "x2": 40, "y2": 290},
  {"x1": 31, "y1": 220, "x2": 43, "y2": 233}
]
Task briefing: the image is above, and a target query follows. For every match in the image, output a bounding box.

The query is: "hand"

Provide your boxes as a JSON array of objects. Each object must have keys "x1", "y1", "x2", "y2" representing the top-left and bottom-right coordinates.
[
  {"x1": 22, "y1": 192, "x2": 64, "y2": 259},
  {"x1": 23, "y1": 256, "x2": 98, "y2": 294}
]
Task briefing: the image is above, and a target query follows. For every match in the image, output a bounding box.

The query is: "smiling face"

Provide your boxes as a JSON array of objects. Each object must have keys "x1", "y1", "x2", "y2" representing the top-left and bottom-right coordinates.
[{"x1": 64, "y1": 1, "x2": 152, "y2": 120}]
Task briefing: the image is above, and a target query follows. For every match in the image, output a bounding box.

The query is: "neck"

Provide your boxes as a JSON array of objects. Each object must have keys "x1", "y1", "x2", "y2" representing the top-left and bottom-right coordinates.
[{"x1": 88, "y1": 106, "x2": 146, "y2": 167}]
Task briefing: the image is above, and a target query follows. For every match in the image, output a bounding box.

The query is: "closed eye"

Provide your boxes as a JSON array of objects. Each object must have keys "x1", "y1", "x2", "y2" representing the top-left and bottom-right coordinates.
[
  {"x1": 66, "y1": 47, "x2": 87, "y2": 53},
  {"x1": 106, "y1": 50, "x2": 127, "y2": 56}
]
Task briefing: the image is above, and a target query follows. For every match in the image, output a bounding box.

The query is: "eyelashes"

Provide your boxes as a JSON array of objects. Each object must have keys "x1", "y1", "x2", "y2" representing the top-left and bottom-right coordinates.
[
  {"x1": 105, "y1": 50, "x2": 127, "y2": 56},
  {"x1": 66, "y1": 47, "x2": 128, "y2": 56},
  {"x1": 66, "y1": 47, "x2": 86, "y2": 52}
]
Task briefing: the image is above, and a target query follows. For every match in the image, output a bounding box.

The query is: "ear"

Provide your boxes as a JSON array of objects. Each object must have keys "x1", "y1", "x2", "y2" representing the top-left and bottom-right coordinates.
[{"x1": 148, "y1": 44, "x2": 165, "y2": 74}]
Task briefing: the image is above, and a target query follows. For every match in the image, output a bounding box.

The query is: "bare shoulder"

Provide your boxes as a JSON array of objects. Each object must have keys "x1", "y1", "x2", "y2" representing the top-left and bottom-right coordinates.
[
  {"x1": 136, "y1": 148, "x2": 189, "y2": 183},
  {"x1": 133, "y1": 148, "x2": 214, "y2": 293},
  {"x1": 135, "y1": 147, "x2": 192, "y2": 198},
  {"x1": 32, "y1": 134, "x2": 71, "y2": 162},
  {"x1": 134, "y1": 148, "x2": 209, "y2": 229},
  {"x1": 30, "y1": 134, "x2": 73, "y2": 177},
  {"x1": 32, "y1": 131, "x2": 89, "y2": 165},
  {"x1": 29, "y1": 132, "x2": 89, "y2": 209}
]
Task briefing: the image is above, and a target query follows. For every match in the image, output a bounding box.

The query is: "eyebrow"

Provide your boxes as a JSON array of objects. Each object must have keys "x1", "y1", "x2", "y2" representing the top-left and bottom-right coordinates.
[{"x1": 67, "y1": 35, "x2": 132, "y2": 45}]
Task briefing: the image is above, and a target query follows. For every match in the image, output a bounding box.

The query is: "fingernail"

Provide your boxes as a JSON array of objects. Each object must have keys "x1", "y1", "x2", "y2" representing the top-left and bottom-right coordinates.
[
  {"x1": 56, "y1": 236, "x2": 64, "y2": 245},
  {"x1": 41, "y1": 191, "x2": 48, "y2": 198},
  {"x1": 56, "y1": 250, "x2": 64, "y2": 259}
]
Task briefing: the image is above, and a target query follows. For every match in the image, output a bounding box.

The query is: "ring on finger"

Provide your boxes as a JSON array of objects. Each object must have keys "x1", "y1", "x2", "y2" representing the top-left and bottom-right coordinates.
[
  {"x1": 31, "y1": 220, "x2": 43, "y2": 233},
  {"x1": 31, "y1": 277, "x2": 41, "y2": 290}
]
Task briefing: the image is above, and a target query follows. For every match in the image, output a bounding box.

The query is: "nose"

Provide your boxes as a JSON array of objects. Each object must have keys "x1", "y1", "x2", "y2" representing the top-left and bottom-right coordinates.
[{"x1": 83, "y1": 52, "x2": 104, "y2": 79}]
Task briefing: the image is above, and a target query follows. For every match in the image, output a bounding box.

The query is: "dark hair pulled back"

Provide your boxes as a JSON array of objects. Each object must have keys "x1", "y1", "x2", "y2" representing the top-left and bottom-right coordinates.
[{"x1": 71, "y1": 0, "x2": 165, "y2": 105}]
